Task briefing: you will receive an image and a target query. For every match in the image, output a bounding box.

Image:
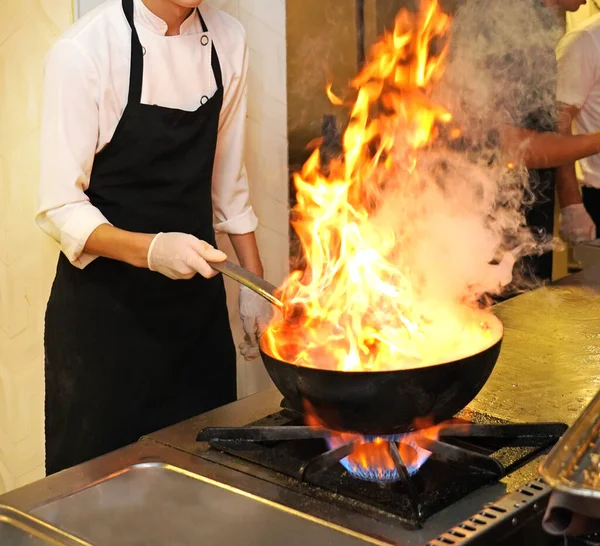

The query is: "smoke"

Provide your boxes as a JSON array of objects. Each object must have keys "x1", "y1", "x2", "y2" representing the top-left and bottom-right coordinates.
[
  {"x1": 417, "y1": 0, "x2": 564, "y2": 297},
  {"x1": 439, "y1": 0, "x2": 561, "y2": 131}
]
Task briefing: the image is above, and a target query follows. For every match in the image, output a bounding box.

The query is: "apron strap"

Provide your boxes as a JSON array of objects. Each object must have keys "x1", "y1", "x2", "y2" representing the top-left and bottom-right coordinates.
[
  {"x1": 198, "y1": 11, "x2": 224, "y2": 92},
  {"x1": 121, "y1": 0, "x2": 224, "y2": 105},
  {"x1": 122, "y1": 0, "x2": 144, "y2": 105}
]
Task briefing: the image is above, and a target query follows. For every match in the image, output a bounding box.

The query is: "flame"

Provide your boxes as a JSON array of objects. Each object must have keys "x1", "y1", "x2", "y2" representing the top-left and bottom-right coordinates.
[
  {"x1": 263, "y1": 0, "x2": 503, "y2": 372},
  {"x1": 325, "y1": 84, "x2": 345, "y2": 106},
  {"x1": 328, "y1": 431, "x2": 438, "y2": 481},
  {"x1": 307, "y1": 410, "x2": 445, "y2": 481}
]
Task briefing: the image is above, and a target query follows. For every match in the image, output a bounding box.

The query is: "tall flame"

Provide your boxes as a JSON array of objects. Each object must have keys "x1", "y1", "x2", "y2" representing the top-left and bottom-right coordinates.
[{"x1": 264, "y1": 0, "x2": 503, "y2": 372}]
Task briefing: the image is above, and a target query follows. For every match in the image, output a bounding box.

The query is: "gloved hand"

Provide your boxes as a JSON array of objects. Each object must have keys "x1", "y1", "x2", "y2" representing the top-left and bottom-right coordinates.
[
  {"x1": 239, "y1": 334, "x2": 261, "y2": 361},
  {"x1": 238, "y1": 286, "x2": 274, "y2": 361},
  {"x1": 147, "y1": 232, "x2": 226, "y2": 280},
  {"x1": 560, "y1": 204, "x2": 596, "y2": 244}
]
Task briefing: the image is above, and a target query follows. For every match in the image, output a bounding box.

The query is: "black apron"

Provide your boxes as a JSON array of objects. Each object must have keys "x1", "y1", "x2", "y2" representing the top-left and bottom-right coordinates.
[
  {"x1": 582, "y1": 186, "x2": 600, "y2": 235},
  {"x1": 44, "y1": 0, "x2": 236, "y2": 475}
]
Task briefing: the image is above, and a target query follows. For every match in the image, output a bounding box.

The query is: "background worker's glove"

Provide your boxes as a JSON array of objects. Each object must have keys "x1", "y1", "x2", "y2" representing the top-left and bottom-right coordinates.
[{"x1": 560, "y1": 204, "x2": 596, "y2": 244}]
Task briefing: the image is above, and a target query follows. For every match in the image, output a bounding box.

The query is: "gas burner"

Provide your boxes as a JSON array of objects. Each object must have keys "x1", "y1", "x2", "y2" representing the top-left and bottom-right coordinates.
[{"x1": 197, "y1": 407, "x2": 566, "y2": 529}]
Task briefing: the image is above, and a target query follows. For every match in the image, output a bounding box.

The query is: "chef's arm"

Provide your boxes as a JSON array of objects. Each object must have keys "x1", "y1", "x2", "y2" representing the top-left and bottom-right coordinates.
[
  {"x1": 36, "y1": 39, "x2": 121, "y2": 269},
  {"x1": 501, "y1": 124, "x2": 600, "y2": 169},
  {"x1": 502, "y1": 30, "x2": 600, "y2": 169},
  {"x1": 83, "y1": 224, "x2": 263, "y2": 273},
  {"x1": 84, "y1": 225, "x2": 153, "y2": 268},
  {"x1": 556, "y1": 103, "x2": 584, "y2": 207},
  {"x1": 84, "y1": 225, "x2": 229, "y2": 280},
  {"x1": 229, "y1": 233, "x2": 264, "y2": 277},
  {"x1": 37, "y1": 41, "x2": 158, "y2": 270}
]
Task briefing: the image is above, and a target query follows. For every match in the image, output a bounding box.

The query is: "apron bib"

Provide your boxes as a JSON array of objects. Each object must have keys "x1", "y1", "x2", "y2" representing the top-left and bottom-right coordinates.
[{"x1": 44, "y1": 0, "x2": 236, "y2": 475}]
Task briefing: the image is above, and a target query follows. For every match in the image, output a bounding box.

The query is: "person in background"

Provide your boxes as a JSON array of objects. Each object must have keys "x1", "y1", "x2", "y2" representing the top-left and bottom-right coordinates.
[
  {"x1": 36, "y1": 0, "x2": 272, "y2": 475},
  {"x1": 555, "y1": 13, "x2": 600, "y2": 244},
  {"x1": 446, "y1": 0, "x2": 597, "y2": 284}
]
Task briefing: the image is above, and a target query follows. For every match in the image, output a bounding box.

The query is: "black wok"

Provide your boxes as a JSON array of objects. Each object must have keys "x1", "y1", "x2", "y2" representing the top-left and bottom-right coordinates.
[
  {"x1": 209, "y1": 260, "x2": 503, "y2": 435},
  {"x1": 259, "y1": 333, "x2": 502, "y2": 435}
]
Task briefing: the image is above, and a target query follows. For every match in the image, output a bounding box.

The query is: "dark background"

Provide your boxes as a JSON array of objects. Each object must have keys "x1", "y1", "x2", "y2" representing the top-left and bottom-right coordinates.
[{"x1": 286, "y1": 0, "x2": 461, "y2": 169}]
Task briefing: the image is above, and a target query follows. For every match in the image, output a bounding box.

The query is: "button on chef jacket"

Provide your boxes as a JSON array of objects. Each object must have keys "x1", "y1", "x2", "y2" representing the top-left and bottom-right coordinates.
[{"x1": 36, "y1": 0, "x2": 258, "y2": 268}]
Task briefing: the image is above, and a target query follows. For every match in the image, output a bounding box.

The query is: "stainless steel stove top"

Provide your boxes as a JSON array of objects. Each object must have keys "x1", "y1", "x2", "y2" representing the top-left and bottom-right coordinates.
[{"x1": 142, "y1": 389, "x2": 563, "y2": 545}]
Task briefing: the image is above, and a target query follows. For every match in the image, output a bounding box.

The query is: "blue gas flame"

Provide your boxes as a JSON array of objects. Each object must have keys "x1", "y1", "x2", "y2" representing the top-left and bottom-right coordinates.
[{"x1": 328, "y1": 433, "x2": 433, "y2": 483}]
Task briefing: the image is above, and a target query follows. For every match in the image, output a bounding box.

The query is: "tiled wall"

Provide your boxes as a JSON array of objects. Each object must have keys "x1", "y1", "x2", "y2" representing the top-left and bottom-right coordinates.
[
  {"x1": 0, "y1": 0, "x2": 74, "y2": 493},
  {"x1": 0, "y1": 0, "x2": 288, "y2": 493}
]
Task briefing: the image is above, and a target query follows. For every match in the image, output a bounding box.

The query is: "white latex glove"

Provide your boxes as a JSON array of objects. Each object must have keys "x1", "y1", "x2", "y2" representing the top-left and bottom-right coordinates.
[
  {"x1": 239, "y1": 334, "x2": 261, "y2": 361},
  {"x1": 560, "y1": 204, "x2": 596, "y2": 244},
  {"x1": 238, "y1": 286, "x2": 274, "y2": 361},
  {"x1": 147, "y1": 232, "x2": 226, "y2": 280}
]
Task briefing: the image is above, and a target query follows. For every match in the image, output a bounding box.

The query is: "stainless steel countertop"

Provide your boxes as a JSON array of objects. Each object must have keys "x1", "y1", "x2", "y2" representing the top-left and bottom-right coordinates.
[
  {"x1": 1, "y1": 266, "x2": 599, "y2": 545},
  {"x1": 0, "y1": 441, "x2": 392, "y2": 545},
  {"x1": 0, "y1": 393, "x2": 543, "y2": 546},
  {"x1": 471, "y1": 265, "x2": 600, "y2": 426}
]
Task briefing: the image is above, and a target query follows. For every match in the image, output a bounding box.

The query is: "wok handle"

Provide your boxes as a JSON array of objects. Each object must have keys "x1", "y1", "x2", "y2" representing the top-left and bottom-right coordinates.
[{"x1": 207, "y1": 260, "x2": 283, "y2": 309}]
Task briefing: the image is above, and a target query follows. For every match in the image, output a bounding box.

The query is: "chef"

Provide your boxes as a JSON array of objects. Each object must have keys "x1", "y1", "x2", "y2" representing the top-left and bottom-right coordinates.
[
  {"x1": 36, "y1": 0, "x2": 272, "y2": 474},
  {"x1": 555, "y1": 13, "x2": 600, "y2": 243}
]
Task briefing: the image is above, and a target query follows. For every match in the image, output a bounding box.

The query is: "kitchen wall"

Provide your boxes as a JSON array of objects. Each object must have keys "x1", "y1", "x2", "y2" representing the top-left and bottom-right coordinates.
[
  {"x1": 0, "y1": 0, "x2": 73, "y2": 493},
  {"x1": 0, "y1": 0, "x2": 288, "y2": 493}
]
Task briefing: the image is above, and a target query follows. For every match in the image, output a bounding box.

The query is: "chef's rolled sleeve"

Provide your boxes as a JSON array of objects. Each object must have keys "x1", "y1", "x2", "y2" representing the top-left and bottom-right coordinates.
[
  {"x1": 214, "y1": 202, "x2": 258, "y2": 234},
  {"x1": 36, "y1": 39, "x2": 109, "y2": 268},
  {"x1": 40, "y1": 203, "x2": 111, "y2": 268},
  {"x1": 211, "y1": 34, "x2": 259, "y2": 235}
]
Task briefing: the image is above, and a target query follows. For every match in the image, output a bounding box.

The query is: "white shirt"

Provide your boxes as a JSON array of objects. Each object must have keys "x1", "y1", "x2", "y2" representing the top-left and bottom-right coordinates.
[
  {"x1": 37, "y1": 0, "x2": 258, "y2": 268},
  {"x1": 557, "y1": 13, "x2": 600, "y2": 189}
]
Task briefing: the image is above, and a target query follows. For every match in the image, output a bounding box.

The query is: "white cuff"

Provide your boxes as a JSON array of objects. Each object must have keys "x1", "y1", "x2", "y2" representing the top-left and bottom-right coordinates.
[{"x1": 214, "y1": 206, "x2": 259, "y2": 235}]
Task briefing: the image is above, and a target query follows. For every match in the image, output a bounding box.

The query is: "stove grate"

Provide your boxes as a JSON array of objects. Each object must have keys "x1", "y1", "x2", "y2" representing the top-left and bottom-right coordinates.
[{"x1": 197, "y1": 409, "x2": 566, "y2": 529}]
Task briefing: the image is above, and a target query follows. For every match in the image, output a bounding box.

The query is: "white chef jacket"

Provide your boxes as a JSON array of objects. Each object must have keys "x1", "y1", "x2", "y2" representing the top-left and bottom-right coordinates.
[
  {"x1": 557, "y1": 13, "x2": 600, "y2": 189},
  {"x1": 36, "y1": 0, "x2": 258, "y2": 269}
]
